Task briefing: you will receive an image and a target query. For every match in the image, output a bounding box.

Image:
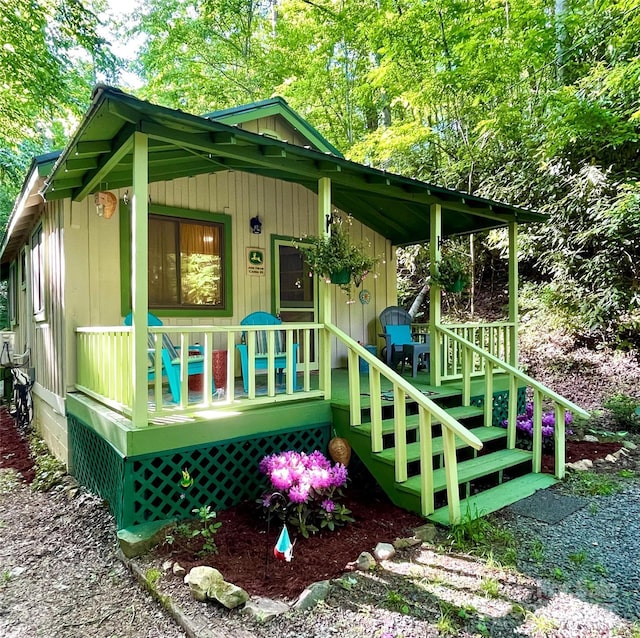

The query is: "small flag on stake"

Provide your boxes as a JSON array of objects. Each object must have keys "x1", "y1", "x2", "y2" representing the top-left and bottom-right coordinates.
[{"x1": 274, "y1": 524, "x2": 294, "y2": 562}]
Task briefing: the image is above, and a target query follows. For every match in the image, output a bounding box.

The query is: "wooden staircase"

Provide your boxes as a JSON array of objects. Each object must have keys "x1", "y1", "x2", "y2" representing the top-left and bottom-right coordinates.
[{"x1": 331, "y1": 386, "x2": 558, "y2": 525}]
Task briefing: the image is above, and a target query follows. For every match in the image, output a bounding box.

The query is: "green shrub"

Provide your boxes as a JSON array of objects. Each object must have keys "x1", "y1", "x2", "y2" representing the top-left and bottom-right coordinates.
[{"x1": 603, "y1": 393, "x2": 640, "y2": 430}]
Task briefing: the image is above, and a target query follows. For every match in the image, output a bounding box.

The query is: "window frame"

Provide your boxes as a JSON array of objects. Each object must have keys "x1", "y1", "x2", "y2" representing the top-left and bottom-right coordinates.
[
  {"x1": 120, "y1": 203, "x2": 233, "y2": 317},
  {"x1": 31, "y1": 224, "x2": 45, "y2": 321}
]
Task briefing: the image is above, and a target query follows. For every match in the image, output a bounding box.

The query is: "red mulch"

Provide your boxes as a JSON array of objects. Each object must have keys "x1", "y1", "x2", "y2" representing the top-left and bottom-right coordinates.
[
  {"x1": 0, "y1": 408, "x2": 35, "y2": 483},
  {"x1": 0, "y1": 407, "x2": 624, "y2": 600}
]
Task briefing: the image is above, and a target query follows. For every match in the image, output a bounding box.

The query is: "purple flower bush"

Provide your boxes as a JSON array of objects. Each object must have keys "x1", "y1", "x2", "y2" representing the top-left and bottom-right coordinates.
[
  {"x1": 501, "y1": 402, "x2": 573, "y2": 452},
  {"x1": 259, "y1": 450, "x2": 354, "y2": 538}
]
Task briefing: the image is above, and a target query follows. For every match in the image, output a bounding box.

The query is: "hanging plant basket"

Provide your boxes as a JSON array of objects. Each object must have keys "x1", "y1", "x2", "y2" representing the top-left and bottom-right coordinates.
[
  {"x1": 330, "y1": 269, "x2": 351, "y2": 285},
  {"x1": 431, "y1": 241, "x2": 472, "y2": 293},
  {"x1": 447, "y1": 277, "x2": 467, "y2": 293}
]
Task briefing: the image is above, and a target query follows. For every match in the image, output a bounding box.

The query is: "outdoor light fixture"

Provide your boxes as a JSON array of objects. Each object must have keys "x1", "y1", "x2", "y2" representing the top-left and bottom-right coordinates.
[
  {"x1": 94, "y1": 191, "x2": 117, "y2": 219},
  {"x1": 250, "y1": 215, "x2": 263, "y2": 234}
]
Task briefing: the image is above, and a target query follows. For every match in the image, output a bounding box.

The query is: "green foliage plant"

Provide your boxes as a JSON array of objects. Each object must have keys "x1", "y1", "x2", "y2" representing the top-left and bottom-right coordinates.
[
  {"x1": 431, "y1": 242, "x2": 472, "y2": 293},
  {"x1": 603, "y1": 393, "x2": 640, "y2": 431},
  {"x1": 190, "y1": 505, "x2": 222, "y2": 555},
  {"x1": 565, "y1": 471, "x2": 621, "y2": 496},
  {"x1": 296, "y1": 217, "x2": 378, "y2": 299}
]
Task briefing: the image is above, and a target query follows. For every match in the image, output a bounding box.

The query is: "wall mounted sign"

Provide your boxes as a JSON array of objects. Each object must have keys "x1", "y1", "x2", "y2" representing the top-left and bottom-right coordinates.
[{"x1": 247, "y1": 247, "x2": 265, "y2": 276}]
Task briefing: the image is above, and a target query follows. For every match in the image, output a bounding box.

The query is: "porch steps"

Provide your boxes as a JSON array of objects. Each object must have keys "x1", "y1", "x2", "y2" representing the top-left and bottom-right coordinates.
[
  {"x1": 397, "y1": 448, "x2": 533, "y2": 495},
  {"x1": 428, "y1": 473, "x2": 558, "y2": 525},
  {"x1": 373, "y1": 425, "x2": 507, "y2": 466},
  {"x1": 331, "y1": 381, "x2": 556, "y2": 526},
  {"x1": 353, "y1": 405, "x2": 485, "y2": 437}
]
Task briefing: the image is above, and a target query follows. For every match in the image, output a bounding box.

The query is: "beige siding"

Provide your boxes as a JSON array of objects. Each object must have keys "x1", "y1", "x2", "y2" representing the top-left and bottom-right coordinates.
[{"x1": 237, "y1": 115, "x2": 312, "y2": 148}]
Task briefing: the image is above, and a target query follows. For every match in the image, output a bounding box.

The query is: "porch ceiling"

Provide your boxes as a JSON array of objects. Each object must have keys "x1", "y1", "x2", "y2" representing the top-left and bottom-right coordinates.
[{"x1": 44, "y1": 85, "x2": 544, "y2": 245}]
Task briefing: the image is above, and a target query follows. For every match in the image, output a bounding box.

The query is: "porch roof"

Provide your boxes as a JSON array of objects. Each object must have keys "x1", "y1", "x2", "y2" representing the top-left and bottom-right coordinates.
[{"x1": 40, "y1": 86, "x2": 545, "y2": 247}]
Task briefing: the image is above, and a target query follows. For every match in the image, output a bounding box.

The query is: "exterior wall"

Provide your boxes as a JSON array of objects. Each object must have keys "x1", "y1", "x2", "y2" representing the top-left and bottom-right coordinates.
[
  {"x1": 34, "y1": 393, "x2": 69, "y2": 464},
  {"x1": 236, "y1": 115, "x2": 312, "y2": 148}
]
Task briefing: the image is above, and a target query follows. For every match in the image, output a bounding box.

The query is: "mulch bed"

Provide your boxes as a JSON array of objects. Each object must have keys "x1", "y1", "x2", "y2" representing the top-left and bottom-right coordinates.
[{"x1": 0, "y1": 408, "x2": 35, "y2": 483}]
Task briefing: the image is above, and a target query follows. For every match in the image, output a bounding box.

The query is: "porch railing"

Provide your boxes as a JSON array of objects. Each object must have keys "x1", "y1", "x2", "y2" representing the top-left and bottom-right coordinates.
[
  {"x1": 325, "y1": 322, "x2": 483, "y2": 524},
  {"x1": 436, "y1": 325, "x2": 589, "y2": 479},
  {"x1": 75, "y1": 322, "x2": 323, "y2": 418}
]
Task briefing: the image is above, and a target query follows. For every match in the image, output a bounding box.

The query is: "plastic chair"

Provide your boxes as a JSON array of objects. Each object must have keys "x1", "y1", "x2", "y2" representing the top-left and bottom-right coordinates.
[
  {"x1": 236, "y1": 311, "x2": 298, "y2": 393},
  {"x1": 124, "y1": 312, "x2": 213, "y2": 402},
  {"x1": 379, "y1": 306, "x2": 429, "y2": 374}
]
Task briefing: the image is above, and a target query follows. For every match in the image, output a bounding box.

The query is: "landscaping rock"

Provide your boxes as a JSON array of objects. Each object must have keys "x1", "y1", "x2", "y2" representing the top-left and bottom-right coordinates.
[
  {"x1": 605, "y1": 454, "x2": 618, "y2": 462},
  {"x1": 623, "y1": 440, "x2": 638, "y2": 450},
  {"x1": 184, "y1": 566, "x2": 223, "y2": 602},
  {"x1": 583, "y1": 435, "x2": 600, "y2": 443},
  {"x1": 209, "y1": 580, "x2": 249, "y2": 609},
  {"x1": 243, "y1": 597, "x2": 290, "y2": 622},
  {"x1": 117, "y1": 521, "x2": 174, "y2": 559},
  {"x1": 566, "y1": 459, "x2": 594, "y2": 471},
  {"x1": 172, "y1": 562, "x2": 186, "y2": 577},
  {"x1": 393, "y1": 536, "x2": 422, "y2": 550},
  {"x1": 413, "y1": 523, "x2": 438, "y2": 543},
  {"x1": 294, "y1": 579, "x2": 331, "y2": 610},
  {"x1": 373, "y1": 542, "x2": 396, "y2": 561},
  {"x1": 355, "y1": 551, "x2": 376, "y2": 571},
  {"x1": 162, "y1": 560, "x2": 173, "y2": 571}
]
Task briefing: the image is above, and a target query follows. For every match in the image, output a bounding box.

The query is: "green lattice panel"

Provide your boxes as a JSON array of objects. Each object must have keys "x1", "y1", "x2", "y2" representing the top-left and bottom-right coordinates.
[
  {"x1": 124, "y1": 424, "x2": 330, "y2": 527},
  {"x1": 470, "y1": 388, "x2": 527, "y2": 427},
  {"x1": 68, "y1": 415, "x2": 125, "y2": 518}
]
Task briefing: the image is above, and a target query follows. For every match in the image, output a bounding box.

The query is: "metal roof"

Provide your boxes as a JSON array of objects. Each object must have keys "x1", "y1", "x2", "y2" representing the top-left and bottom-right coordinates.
[{"x1": 2, "y1": 86, "x2": 544, "y2": 265}]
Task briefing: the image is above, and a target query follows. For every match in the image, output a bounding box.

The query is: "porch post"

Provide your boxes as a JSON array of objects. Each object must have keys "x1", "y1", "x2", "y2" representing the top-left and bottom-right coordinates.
[
  {"x1": 508, "y1": 221, "x2": 519, "y2": 369},
  {"x1": 131, "y1": 132, "x2": 149, "y2": 426},
  {"x1": 318, "y1": 176, "x2": 332, "y2": 398},
  {"x1": 429, "y1": 203, "x2": 442, "y2": 386}
]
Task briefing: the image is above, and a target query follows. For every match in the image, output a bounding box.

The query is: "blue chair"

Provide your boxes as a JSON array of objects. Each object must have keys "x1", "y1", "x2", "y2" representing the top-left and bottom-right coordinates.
[
  {"x1": 379, "y1": 306, "x2": 429, "y2": 376},
  {"x1": 124, "y1": 312, "x2": 213, "y2": 403},
  {"x1": 236, "y1": 312, "x2": 298, "y2": 393}
]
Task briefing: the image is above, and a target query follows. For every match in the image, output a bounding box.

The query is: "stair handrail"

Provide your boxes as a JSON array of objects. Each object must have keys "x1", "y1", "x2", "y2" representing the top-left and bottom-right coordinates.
[
  {"x1": 436, "y1": 325, "x2": 589, "y2": 478},
  {"x1": 325, "y1": 322, "x2": 483, "y2": 523}
]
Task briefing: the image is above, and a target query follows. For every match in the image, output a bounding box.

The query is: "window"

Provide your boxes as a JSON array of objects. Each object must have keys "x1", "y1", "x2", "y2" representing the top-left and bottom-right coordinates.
[
  {"x1": 8, "y1": 262, "x2": 17, "y2": 324},
  {"x1": 31, "y1": 225, "x2": 44, "y2": 317},
  {"x1": 148, "y1": 215, "x2": 225, "y2": 310}
]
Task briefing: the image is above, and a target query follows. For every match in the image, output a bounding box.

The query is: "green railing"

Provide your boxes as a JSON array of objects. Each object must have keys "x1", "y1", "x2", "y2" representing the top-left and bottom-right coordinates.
[
  {"x1": 75, "y1": 322, "x2": 323, "y2": 418},
  {"x1": 76, "y1": 328, "x2": 133, "y2": 412},
  {"x1": 436, "y1": 325, "x2": 589, "y2": 479},
  {"x1": 325, "y1": 322, "x2": 483, "y2": 524}
]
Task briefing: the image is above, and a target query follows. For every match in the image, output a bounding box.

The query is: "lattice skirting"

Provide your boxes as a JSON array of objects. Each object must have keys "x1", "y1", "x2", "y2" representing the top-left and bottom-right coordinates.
[
  {"x1": 68, "y1": 416, "x2": 330, "y2": 529},
  {"x1": 470, "y1": 387, "x2": 527, "y2": 427}
]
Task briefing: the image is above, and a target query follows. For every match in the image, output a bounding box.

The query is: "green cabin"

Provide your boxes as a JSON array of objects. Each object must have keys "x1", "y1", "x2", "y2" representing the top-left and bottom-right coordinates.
[{"x1": 0, "y1": 86, "x2": 587, "y2": 530}]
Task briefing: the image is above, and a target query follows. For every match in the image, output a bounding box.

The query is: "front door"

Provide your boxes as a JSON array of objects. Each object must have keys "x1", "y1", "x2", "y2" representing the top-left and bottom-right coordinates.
[{"x1": 273, "y1": 238, "x2": 318, "y2": 371}]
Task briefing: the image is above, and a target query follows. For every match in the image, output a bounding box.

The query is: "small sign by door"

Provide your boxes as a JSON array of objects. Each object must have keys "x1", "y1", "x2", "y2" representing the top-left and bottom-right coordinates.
[{"x1": 246, "y1": 247, "x2": 265, "y2": 276}]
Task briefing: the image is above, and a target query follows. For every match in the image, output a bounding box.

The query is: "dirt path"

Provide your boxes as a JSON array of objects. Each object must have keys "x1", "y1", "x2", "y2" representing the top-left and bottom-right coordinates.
[{"x1": 0, "y1": 471, "x2": 185, "y2": 638}]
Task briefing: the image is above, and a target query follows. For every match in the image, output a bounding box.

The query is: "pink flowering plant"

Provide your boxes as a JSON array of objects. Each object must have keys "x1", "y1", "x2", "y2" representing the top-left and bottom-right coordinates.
[
  {"x1": 501, "y1": 402, "x2": 573, "y2": 453},
  {"x1": 259, "y1": 450, "x2": 354, "y2": 538}
]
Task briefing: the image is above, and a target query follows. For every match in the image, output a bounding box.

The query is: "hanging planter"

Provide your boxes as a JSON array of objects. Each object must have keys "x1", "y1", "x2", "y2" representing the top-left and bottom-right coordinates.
[
  {"x1": 431, "y1": 241, "x2": 472, "y2": 293},
  {"x1": 329, "y1": 269, "x2": 351, "y2": 285},
  {"x1": 296, "y1": 217, "x2": 379, "y2": 298}
]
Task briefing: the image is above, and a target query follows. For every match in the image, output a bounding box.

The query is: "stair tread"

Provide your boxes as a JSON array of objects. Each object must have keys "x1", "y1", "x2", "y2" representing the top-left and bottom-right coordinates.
[
  {"x1": 398, "y1": 448, "x2": 533, "y2": 494},
  {"x1": 428, "y1": 473, "x2": 559, "y2": 525},
  {"x1": 353, "y1": 405, "x2": 485, "y2": 437},
  {"x1": 375, "y1": 427, "x2": 507, "y2": 464}
]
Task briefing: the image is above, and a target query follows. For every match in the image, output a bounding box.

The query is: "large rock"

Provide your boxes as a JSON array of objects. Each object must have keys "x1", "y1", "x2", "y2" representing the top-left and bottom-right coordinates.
[
  {"x1": 566, "y1": 459, "x2": 594, "y2": 472},
  {"x1": 209, "y1": 580, "x2": 250, "y2": 609},
  {"x1": 583, "y1": 435, "x2": 600, "y2": 443},
  {"x1": 243, "y1": 597, "x2": 290, "y2": 622},
  {"x1": 356, "y1": 551, "x2": 376, "y2": 571},
  {"x1": 413, "y1": 523, "x2": 438, "y2": 543},
  {"x1": 373, "y1": 542, "x2": 396, "y2": 561},
  {"x1": 117, "y1": 521, "x2": 174, "y2": 559},
  {"x1": 184, "y1": 566, "x2": 223, "y2": 602},
  {"x1": 294, "y1": 580, "x2": 331, "y2": 611},
  {"x1": 623, "y1": 440, "x2": 638, "y2": 451}
]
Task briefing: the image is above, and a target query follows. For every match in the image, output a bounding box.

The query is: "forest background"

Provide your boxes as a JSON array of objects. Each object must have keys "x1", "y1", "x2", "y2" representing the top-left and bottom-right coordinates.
[{"x1": 1, "y1": 0, "x2": 639, "y2": 352}]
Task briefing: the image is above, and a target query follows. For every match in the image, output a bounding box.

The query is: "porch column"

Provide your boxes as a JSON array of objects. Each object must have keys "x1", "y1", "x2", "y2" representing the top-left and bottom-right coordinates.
[
  {"x1": 429, "y1": 203, "x2": 442, "y2": 386},
  {"x1": 508, "y1": 221, "x2": 519, "y2": 369},
  {"x1": 131, "y1": 132, "x2": 149, "y2": 426},
  {"x1": 318, "y1": 176, "x2": 332, "y2": 397}
]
